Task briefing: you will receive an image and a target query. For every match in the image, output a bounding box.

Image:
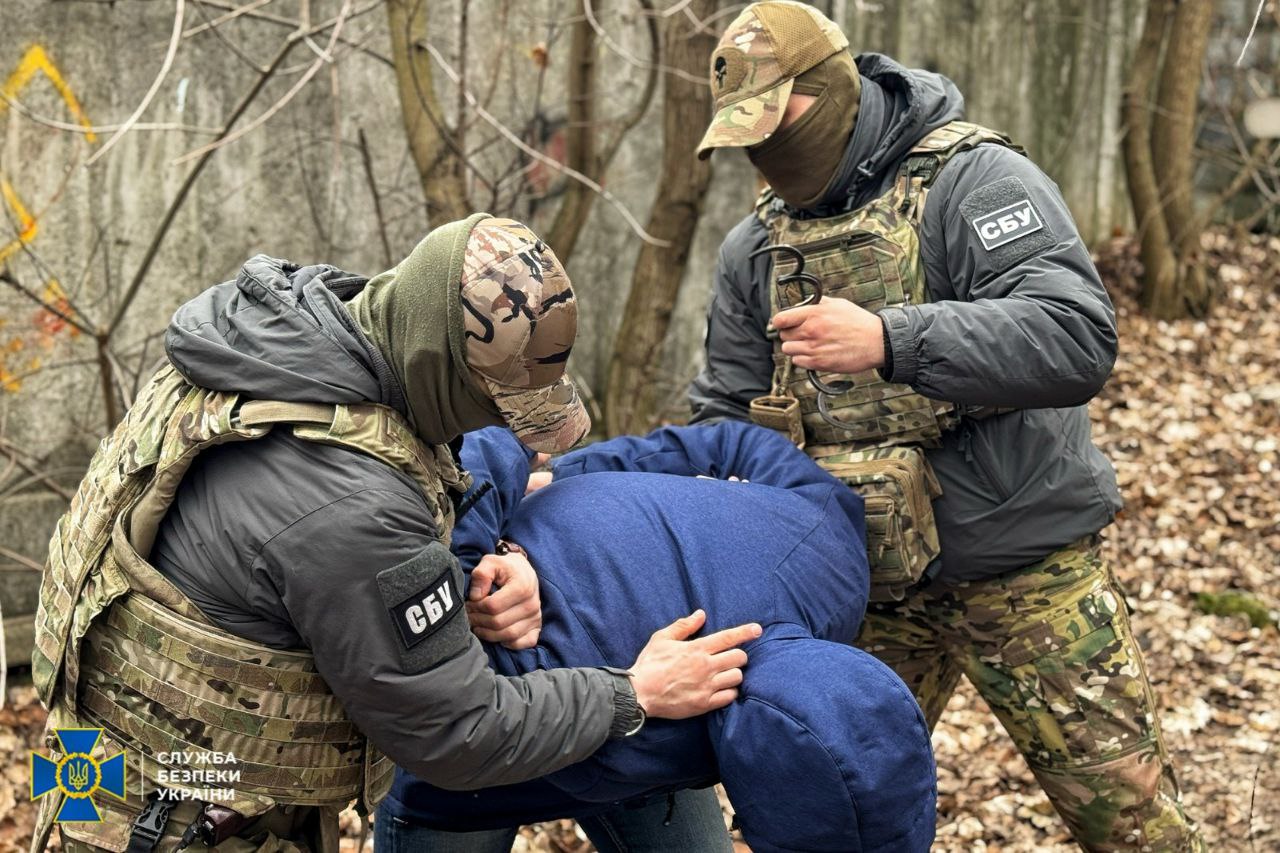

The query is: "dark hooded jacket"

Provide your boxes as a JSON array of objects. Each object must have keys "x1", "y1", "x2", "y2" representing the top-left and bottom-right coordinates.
[
  {"x1": 689, "y1": 53, "x2": 1122, "y2": 581},
  {"x1": 152, "y1": 257, "x2": 630, "y2": 791}
]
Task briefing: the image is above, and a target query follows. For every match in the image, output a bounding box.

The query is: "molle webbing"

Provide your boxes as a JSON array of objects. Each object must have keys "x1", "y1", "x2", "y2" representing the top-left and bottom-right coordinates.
[
  {"x1": 754, "y1": 120, "x2": 1019, "y2": 450},
  {"x1": 33, "y1": 365, "x2": 194, "y2": 705},
  {"x1": 32, "y1": 361, "x2": 453, "y2": 818},
  {"x1": 79, "y1": 593, "x2": 383, "y2": 806}
]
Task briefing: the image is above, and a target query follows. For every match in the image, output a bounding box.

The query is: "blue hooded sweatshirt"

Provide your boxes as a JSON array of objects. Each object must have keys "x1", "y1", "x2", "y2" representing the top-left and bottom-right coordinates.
[{"x1": 384, "y1": 422, "x2": 936, "y2": 852}]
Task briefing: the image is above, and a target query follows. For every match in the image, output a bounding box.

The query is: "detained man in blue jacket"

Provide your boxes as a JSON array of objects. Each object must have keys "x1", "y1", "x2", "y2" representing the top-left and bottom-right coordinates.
[{"x1": 378, "y1": 421, "x2": 937, "y2": 853}]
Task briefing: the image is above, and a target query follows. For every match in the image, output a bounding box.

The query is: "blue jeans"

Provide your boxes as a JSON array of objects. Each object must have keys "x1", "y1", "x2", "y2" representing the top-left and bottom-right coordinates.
[{"x1": 374, "y1": 787, "x2": 733, "y2": 853}]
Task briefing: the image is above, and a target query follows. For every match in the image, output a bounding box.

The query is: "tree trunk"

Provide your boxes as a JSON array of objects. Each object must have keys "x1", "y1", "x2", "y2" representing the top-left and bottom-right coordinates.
[
  {"x1": 544, "y1": 4, "x2": 601, "y2": 262},
  {"x1": 387, "y1": 0, "x2": 470, "y2": 225},
  {"x1": 1122, "y1": 0, "x2": 1178, "y2": 315},
  {"x1": 1122, "y1": 0, "x2": 1216, "y2": 319},
  {"x1": 604, "y1": 3, "x2": 716, "y2": 437}
]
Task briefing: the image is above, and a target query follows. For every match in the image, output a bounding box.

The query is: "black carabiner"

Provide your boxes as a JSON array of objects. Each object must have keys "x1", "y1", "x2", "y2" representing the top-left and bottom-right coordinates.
[
  {"x1": 778, "y1": 270, "x2": 822, "y2": 307},
  {"x1": 752, "y1": 243, "x2": 853, "y2": 406},
  {"x1": 811, "y1": 373, "x2": 855, "y2": 397},
  {"x1": 751, "y1": 243, "x2": 824, "y2": 305},
  {"x1": 816, "y1": 384, "x2": 858, "y2": 429},
  {"x1": 749, "y1": 243, "x2": 807, "y2": 276}
]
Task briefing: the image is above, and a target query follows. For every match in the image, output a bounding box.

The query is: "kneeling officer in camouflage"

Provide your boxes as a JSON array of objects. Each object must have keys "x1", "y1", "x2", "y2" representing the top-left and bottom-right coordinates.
[
  {"x1": 31, "y1": 215, "x2": 759, "y2": 852},
  {"x1": 689, "y1": 2, "x2": 1203, "y2": 850}
]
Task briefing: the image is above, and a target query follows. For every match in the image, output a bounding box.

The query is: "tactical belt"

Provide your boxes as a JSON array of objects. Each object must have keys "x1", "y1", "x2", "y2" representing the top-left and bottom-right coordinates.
[{"x1": 126, "y1": 793, "x2": 173, "y2": 853}]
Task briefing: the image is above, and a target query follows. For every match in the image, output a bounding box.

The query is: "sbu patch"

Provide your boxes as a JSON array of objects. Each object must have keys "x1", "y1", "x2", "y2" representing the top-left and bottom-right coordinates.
[
  {"x1": 971, "y1": 199, "x2": 1044, "y2": 250},
  {"x1": 377, "y1": 541, "x2": 470, "y2": 671},
  {"x1": 390, "y1": 573, "x2": 461, "y2": 649},
  {"x1": 958, "y1": 176, "x2": 1056, "y2": 273}
]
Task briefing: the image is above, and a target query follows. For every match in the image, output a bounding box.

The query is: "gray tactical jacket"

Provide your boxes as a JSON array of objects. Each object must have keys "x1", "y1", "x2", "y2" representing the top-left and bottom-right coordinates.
[
  {"x1": 154, "y1": 260, "x2": 628, "y2": 790},
  {"x1": 690, "y1": 53, "x2": 1123, "y2": 582}
]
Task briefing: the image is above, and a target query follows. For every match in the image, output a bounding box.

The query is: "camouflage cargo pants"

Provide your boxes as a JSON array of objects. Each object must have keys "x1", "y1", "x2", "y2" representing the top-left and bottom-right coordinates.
[{"x1": 857, "y1": 538, "x2": 1205, "y2": 851}]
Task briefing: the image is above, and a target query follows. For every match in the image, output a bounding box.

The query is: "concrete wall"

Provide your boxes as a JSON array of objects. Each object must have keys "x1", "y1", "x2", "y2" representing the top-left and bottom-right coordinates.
[{"x1": 1, "y1": 1, "x2": 1274, "y2": 658}]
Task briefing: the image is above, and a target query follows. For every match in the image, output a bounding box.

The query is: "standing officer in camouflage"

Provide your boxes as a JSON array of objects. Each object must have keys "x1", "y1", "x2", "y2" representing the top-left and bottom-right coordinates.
[
  {"x1": 31, "y1": 215, "x2": 757, "y2": 852},
  {"x1": 690, "y1": 3, "x2": 1203, "y2": 850}
]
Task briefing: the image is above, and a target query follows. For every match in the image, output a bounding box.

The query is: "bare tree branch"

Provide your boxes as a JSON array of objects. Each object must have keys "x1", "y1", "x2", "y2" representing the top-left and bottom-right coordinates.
[
  {"x1": 1237, "y1": 0, "x2": 1267, "y2": 65},
  {"x1": 599, "y1": 0, "x2": 660, "y2": 167},
  {"x1": 585, "y1": 0, "x2": 707, "y2": 85},
  {"x1": 387, "y1": 0, "x2": 473, "y2": 223},
  {"x1": 183, "y1": 0, "x2": 274, "y2": 39},
  {"x1": 358, "y1": 127, "x2": 395, "y2": 268},
  {"x1": 605, "y1": 0, "x2": 715, "y2": 434},
  {"x1": 0, "y1": 546, "x2": 44, "y2": 573},
  {"x1": 107, "y1": 32, "x2": 306, "y2": 339},
  {"x1": 0, "y1": 92, "x2": 222, "y2": 136},
  {"x1": 422, "y1": 40, "x2": 670, "y2": 247},
  {"x1": 0, "y1": 437, "x2": 74, "y2": 502},
  {"x1": 195, "y1": 0, "x2": 392, "y2": 66},
  {"x1": 189, "y1": 0, "x2": 272, "y2": 73},
  {"x1": 0, "y1": 271, "x2": 94, "y2": 338},
  {"x1": 86, "y1": 0, "x2": 186, "y2": 166},
  {"x1": 172, "y1": 0, "x2": 352, "y2": 165},
  {"x1": 544, "y1": 2, "x2": 604, "y2": 260}
]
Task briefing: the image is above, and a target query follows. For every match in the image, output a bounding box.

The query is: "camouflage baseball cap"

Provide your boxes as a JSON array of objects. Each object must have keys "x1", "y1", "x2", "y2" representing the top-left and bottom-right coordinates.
[
  {"x1": 696, "y1": 1, "x2": 849, "y2": 160},
  {"x1": 461, "y1": 218, "x2": 590, "y2": 453}
]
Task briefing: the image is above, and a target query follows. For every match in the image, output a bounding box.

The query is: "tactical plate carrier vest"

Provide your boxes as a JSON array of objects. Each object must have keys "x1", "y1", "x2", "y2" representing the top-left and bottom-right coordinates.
[
  {"x1": 749, "y1": 121, "x2": 1020, "y2": 601},
  {"x1": 31, "y1": 362, "x2": 471, "y2": 851}
]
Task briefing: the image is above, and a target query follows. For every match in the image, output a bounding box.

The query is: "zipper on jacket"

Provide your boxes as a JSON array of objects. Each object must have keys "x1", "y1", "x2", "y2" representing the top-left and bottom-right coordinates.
[{"x1": 958, "y1": 423, "x2": 1011, "y2": 503}]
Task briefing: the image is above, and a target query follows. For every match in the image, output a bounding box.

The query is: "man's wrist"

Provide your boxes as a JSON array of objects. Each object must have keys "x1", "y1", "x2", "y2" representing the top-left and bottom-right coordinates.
[{"x1": 603, "y1": 667, "x2": 646, "y2": 739}]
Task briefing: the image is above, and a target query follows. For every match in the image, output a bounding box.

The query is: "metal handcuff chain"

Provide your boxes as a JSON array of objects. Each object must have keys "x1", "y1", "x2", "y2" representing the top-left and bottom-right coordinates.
[{"x1": 750, "y1": 243, "x2": 858, "y2": 431}]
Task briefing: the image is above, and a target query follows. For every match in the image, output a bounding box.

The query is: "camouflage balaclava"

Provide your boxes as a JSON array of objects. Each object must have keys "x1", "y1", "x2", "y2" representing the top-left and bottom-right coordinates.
[
  {"x1": 747, "y1": 50, "x2": 860, "y2": 209},
  {"x1": 695, "y1": 1, "x2": 860, "y2": 210},
  {"x1": 347, "y1": 215, "x2": 590, "y2": 453}
]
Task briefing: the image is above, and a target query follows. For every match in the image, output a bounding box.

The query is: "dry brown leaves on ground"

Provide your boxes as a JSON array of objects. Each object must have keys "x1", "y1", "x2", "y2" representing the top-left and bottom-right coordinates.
[{"x1": 1, "y1": 233, "x2": 1277, "y2": 852}]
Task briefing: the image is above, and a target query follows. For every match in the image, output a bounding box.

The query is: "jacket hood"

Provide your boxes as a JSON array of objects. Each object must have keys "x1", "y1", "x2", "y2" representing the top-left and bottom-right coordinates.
[
  {"x1": 808, "y1": 52, "x2": 965, "y2": 215},
  {"x1": 165, "y1": 256, "x2": 404, "y2": 410},
  {"x1": 450, "y1": 427, "x2": 533, "y2": 573}
]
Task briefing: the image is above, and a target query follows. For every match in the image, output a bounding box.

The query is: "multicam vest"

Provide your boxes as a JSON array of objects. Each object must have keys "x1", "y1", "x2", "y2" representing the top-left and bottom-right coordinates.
[
  {"x1": 750, "y1": 121, "x2": 1020, "y2": 600},
  {"x1": 31, "y1": 362, "x2": 471, "y2": 851}
]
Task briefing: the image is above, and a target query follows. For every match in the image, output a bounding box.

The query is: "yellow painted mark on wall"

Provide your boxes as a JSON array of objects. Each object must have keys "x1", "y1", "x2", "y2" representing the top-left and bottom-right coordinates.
[
  {"x1": 0, "y1": 178, "x2": 38, "y2": 264},
  {"x1": 0, "y1": 45, "x2": 97, "y2": 141},
  {"x1": 0, "y1": 47, "x2": 96, "y2": 393}
]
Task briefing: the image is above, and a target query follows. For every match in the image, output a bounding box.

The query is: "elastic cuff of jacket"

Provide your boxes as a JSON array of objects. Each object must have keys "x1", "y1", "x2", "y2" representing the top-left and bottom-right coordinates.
[
  {"x1": 602, "y1": 667, "x2": 641, "y2": 740},
  {"x1": 878, "y1": 318, "x2": 895, "y2": 380},
  {"x1": 879, "y1": 306, "x2": 919, "y2": 385}
]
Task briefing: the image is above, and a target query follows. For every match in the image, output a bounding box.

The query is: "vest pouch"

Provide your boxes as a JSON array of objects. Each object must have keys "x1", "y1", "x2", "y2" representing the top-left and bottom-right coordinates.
[
  {"x1": 767, "y1": 219, "x2": 957, "y2": 449},
  {"x1": 749, "y1": 395, "x2": 805, "y2": 448},
  {"x1": 817, "y1": 447, "x2": 943, "y2": 602}
]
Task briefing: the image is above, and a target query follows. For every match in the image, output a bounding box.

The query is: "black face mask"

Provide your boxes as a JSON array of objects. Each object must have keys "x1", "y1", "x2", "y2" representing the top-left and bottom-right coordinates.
[{"x1": 747, "y1": 51, "x2": 860, "y2": 210}]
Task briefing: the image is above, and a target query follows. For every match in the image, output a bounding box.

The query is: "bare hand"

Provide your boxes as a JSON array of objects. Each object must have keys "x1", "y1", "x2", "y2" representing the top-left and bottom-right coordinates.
[
  {"x1": 774, "y1": 297, "x2": 886, "y2": 375},
  {"x1": 527, "y1": 453, "x2": 554, "y2": 495},
  {"x1": 467, "y1": 549, "x2": 542, "y2": 649},
  {"x1": 629, "y1": 610, "x2": 762, "y2": 719}
]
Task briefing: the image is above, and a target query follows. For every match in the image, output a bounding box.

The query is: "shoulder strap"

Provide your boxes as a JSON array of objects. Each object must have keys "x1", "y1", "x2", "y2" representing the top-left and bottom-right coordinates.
[
  {"x1": 753, "y1": 185, "x2": 777, "y2": 227},
  {"x1": 239, "y1": 399, "x2": 471, "y2": 543},
  {"x1": 895, "y1": 120, "x2": 1023, "y2": 223}
]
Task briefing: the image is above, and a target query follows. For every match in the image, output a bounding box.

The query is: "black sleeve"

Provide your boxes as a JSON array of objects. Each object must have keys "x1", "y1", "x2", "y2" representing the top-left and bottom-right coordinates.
[
  {"x1": 688, "y1": 214, "x2": 775, "y2": 424},
  {"x1": 879, "y1": 144, "x2": 1118, "y2": 409},
  {"x1": 263, "y1": 486, "x2": 628, "y2": 790}
]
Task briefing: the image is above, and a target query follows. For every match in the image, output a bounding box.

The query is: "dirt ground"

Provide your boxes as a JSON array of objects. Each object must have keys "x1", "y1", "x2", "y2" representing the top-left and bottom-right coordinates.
[{"x1": 2, "y1": 232, "x2": 1277, "y2": 852}]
